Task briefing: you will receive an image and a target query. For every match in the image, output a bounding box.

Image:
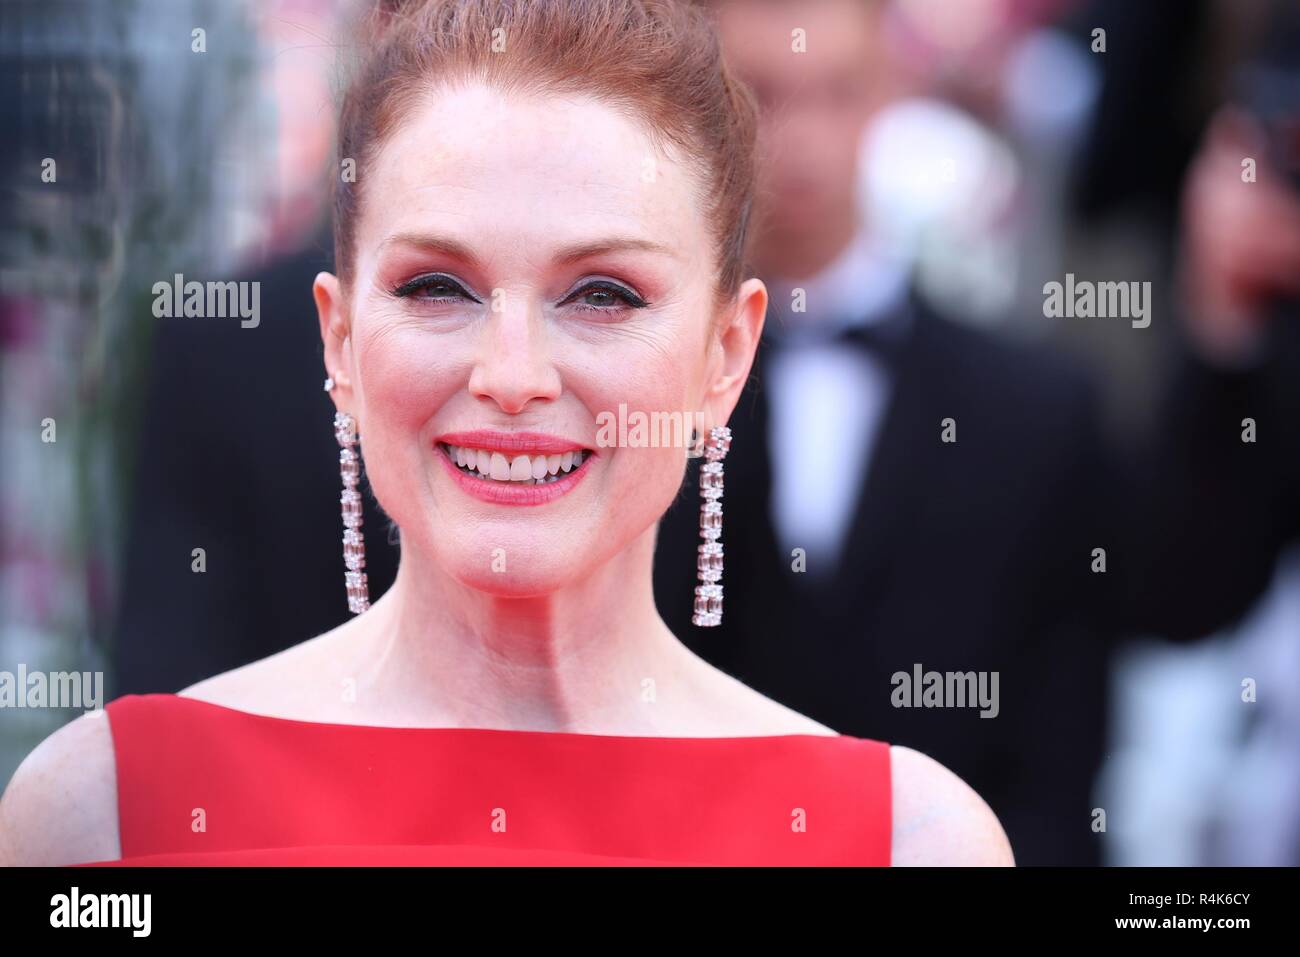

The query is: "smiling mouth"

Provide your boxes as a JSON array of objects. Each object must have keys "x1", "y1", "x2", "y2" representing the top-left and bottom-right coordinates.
[{"x1": 439, "y1": 442, "x2": 592, "y2": 485}]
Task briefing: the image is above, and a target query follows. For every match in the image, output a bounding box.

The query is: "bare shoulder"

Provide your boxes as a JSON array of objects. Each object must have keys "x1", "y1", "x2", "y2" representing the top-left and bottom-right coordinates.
[
  {"x1": 0, "y1": 711, "x2": 120, "y2": 866},
  {"x1": 890, "y1": 744, "x2": 1015, "y2": 866}
]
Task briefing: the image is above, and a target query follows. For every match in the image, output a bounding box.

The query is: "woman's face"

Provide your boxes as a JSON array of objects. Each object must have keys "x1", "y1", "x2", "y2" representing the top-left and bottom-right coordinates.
[{"x1": 316, "y1": 81, "x2": 764, "y2": 596}]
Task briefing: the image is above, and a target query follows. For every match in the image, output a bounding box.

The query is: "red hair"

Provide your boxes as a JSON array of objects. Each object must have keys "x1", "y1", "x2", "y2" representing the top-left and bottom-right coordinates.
[{"x1": 333, "y1": 0, "x2": 758, "y2": 305}]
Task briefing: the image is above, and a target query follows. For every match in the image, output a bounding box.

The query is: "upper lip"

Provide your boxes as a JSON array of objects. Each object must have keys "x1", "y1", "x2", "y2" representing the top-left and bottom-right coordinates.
[{"x1": 436, "y1": 430, "x2": 592, "y2": 456}]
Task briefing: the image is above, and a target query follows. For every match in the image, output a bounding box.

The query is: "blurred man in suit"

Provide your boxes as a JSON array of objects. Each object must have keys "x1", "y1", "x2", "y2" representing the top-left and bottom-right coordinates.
[
  {"x1": 653, "y1": 0, "x2": 1110, "y2": 865},
  {"x1": 653, "y1": 0, "x2": 1291, "y2": 864}
]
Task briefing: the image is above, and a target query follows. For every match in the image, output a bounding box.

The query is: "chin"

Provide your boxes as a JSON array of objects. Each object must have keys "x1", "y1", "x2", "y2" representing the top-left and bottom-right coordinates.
[{"x1": 448, "y1": 549, "x2": 596, "y2": 598}]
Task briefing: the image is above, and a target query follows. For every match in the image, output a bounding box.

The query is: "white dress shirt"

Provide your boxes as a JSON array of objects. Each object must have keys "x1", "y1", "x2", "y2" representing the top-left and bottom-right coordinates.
[{"x1": 763, "y1": 227, "x2": 911, "y2": 577}]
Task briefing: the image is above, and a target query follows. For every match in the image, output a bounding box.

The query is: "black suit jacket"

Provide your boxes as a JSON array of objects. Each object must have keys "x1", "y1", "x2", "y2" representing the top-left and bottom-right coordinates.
[{"x1": 111, "y1": 244, "x2": 401, "y2": 688}]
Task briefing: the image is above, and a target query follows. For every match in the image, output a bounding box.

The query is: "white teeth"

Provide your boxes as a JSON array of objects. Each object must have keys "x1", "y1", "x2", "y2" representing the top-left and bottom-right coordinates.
[
  {"x1": 490, "y1": 452, "x2": 511, "y2": 480},
  {"x1": 444, "y1": 444, "x2": 588, "y2": 485},
  {"x1": 509, "y1": 455, "x2": 532, "y2": 481}
]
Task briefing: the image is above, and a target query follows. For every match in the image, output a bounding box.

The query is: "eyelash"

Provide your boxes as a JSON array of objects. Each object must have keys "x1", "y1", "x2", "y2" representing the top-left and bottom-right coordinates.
[
  {"x1": 392, "y1": 273, "x2": 481, "y2": 302},
  {"x1": 565, "y1": 279, "x2": 649, "y2": 312},
  {"x1": 391, "y1": 273, "x2": 648, "y2": 313}
]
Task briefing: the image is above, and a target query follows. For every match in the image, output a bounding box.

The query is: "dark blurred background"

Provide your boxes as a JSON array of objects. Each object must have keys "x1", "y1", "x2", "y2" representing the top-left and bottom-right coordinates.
[{"x1": 2, "y1": 0, "x2": 1298, "y2": 865}]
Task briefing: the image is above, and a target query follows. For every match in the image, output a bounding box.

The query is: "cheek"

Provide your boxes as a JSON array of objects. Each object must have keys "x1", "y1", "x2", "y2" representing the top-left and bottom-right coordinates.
[
  {"x1": 356, "y1": 323, "x2": 454, "y2": 428},
  {"x1": 350, "y1": 320, "x2": 459, "y2": 515},
  {"x1": 582, "y1": 338, "x2": 706, "y2": 515}
]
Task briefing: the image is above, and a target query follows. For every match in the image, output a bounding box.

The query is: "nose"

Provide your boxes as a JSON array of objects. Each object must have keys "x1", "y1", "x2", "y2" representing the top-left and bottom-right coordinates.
[{"x1": 466, "y1": 289, "x2": 562, "y2": 414}]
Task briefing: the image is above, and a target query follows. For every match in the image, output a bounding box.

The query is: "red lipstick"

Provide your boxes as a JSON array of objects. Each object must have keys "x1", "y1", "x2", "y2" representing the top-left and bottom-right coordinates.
[{"x1": 434, "y1": 431, "x2": 595, "y2": 506}]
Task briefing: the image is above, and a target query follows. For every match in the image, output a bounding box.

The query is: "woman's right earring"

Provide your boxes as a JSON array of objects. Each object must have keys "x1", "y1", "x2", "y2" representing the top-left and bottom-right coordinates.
[
  {"x1": 334, "y1": 410, "x2": 370, "y2": 615},
  {"x1": 692, "y1": 425, "x2": 732, "y2": 627}
]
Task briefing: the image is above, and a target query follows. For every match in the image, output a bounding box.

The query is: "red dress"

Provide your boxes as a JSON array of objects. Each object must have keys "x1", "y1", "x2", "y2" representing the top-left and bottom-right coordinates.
[{"x1": 80, "y1": 693, "x2": 891, "y2": 866}]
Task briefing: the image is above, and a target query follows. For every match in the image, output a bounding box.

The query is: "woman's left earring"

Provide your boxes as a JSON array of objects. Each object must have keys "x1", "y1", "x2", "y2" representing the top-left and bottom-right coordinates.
[
  {"x1": 692, "y1": 425, "x2": 732, "y2": 627},
  {"x1": 330, "y1": 386, "x2": 370, "y2": 614}
]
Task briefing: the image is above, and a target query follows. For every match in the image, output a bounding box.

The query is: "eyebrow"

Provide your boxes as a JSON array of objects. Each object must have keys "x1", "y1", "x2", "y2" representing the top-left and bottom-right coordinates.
[{"x1": 378, "y1": 233, "x2": 683, "y2": 266}]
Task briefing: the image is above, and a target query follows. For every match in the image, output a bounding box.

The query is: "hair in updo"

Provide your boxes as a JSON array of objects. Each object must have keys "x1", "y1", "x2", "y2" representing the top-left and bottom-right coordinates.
[{"x1": 333, "y1": 0, "x2": 758, "y2": 306}]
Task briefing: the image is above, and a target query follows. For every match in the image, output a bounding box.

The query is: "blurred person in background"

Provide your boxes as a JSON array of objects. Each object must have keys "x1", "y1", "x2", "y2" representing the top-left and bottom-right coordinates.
[
  {"x1": 655, "y1": 0, "x2": 1299, "y2": 865},
  {"x1": 110, "y1": 0, "x2": 401, "y2": 695},
  {"x1": 1098, "y1": 0, "x2": 1300, "y2": 864},
  {"x1": 655, "y1": 0, "x2": 1122, "y2": 866}
]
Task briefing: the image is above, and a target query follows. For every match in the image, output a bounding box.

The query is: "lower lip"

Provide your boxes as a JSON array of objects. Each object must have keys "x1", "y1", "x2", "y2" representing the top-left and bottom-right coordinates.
[{"x1": 435, "y1": 444, "x2": 593, "y2": 506}]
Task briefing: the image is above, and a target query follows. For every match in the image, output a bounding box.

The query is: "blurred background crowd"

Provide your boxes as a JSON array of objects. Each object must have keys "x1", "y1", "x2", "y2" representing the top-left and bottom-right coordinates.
[{"x1": 2, "y1": 0, "x2": 1298, "y2": 865}]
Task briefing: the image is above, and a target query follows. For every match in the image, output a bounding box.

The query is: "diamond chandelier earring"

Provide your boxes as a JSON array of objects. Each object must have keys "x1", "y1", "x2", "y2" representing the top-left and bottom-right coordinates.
[
  {"x1": 692, "y1": 425, "x2": 732, "y2": 627},
  {"x1": 327, "y1": 375, "x2": 370, "y2": 615}
]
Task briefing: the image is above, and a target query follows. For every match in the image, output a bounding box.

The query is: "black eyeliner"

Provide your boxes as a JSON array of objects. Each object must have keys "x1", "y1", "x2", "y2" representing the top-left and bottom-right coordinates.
[
  {"x1": 566, "y1": 279, "x2": 649, "y2": 308},
  {"x1": 393, "y1": 273, "x2": 480, "y2": 302}
]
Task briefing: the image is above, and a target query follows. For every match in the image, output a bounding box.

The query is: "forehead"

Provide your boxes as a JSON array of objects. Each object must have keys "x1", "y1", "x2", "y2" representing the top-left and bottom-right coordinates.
[{"x1": 358, "y1": 81, "x2": 710, "y2": 265}]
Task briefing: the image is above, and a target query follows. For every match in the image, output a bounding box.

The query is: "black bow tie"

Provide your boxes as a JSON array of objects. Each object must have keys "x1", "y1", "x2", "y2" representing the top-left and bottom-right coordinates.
[
  {"x1": 764, "y1": 310, "x2": 908, "y2": 366},
  {"x1": 836, "y1": 319, "x2": 907, "y2": 364}
]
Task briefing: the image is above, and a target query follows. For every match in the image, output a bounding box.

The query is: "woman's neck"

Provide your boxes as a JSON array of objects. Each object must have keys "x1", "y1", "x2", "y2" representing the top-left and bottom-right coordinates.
[{"x1": 340, "y1": 525, "x2": 705, "y2": 734}]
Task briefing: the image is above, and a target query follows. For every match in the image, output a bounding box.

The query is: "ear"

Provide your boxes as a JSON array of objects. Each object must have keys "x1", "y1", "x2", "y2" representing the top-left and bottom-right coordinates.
[
  {"x1": 703, "y1": 277, "x2": 767, "y2": 429},
  {"x1": 314, "y1": 271, "x2": 356, "y2": 413}
]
